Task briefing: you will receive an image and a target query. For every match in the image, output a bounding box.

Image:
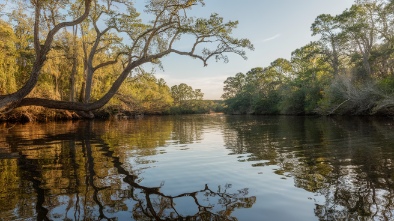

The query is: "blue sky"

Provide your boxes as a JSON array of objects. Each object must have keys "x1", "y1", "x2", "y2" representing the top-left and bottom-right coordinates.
[{"x1": 137, "y1": 0, "x2": 355, "y2": 99}]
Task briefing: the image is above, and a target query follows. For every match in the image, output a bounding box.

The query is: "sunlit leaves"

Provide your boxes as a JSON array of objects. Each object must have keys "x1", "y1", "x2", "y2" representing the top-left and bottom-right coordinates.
[
  {"x1": 0, "y1": 0, "x2": 252, "y2": 114},
  {"x1": 116, "y1": 72, "x2": 173, "y2": 114},
  {"x1": 0, "y1": 20, "x2": 18, "y2": 94}
]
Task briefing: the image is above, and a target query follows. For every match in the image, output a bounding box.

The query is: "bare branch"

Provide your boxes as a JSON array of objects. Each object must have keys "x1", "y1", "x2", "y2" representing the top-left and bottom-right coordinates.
[{"x1": 93, "y1": 52, "x2": 128, "y2": 71}]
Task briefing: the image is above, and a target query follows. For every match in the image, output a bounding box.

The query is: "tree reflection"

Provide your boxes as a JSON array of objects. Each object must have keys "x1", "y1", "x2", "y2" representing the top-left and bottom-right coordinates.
[
  {"x1": 170, "y1": 115, "x2": 206, "y2": 144},
  {"x1": 0, "y1": 119, "x2": 255, "y2": 221},
  {"x1": 130, "y1": 183, "x2": 254, "y2": 220},
  {"x1": 223, "y1": 116, "x2": 394, "y2": 220}
]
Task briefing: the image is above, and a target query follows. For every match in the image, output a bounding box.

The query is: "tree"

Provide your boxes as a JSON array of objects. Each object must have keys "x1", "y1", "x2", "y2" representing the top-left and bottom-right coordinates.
[
  {"x1": 220, "y1": 0, "x2": 394, "y2": 116},
  {"x1": 7, "y1": 1, "x2": 35, "y2": 92},
  {"x1": 116, "y1": 72, "x2": 174, "y2": 114},
  {"x1": 0, "y1": 0, "x2": 253, "y2": 118},
  {"x1": 170, "y1": 83, "x2": 208, "y2": 114},
  {"x1": 252, "y1": 59, "x2": 291, "y2": 114},
  {"x1": 337, "y1": 3, "x2": 379, "y2": 77},
  {"x1": 279, "y1": 42, "x2": 329, "y2": 114},
  {"x1": 171, "y1": 83, "x2": 194, "y2": 105},
  {"x1": 222, "y1": 72, "x2": 246, "y2": 100},
  {"x1": 311, "y1": 14, "x2": 347, "y2": 76}
]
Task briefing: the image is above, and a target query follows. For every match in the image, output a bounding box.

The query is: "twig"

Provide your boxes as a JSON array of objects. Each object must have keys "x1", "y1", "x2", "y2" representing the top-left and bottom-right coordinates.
[{"x1": 327, "y1": 99, "x2": 349, "y2": 115}]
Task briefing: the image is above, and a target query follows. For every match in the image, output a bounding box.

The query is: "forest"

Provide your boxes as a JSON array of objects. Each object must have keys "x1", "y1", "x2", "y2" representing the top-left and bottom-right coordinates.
[
  {"x1": 0, "y1": 0, "x2": 249, "y2": 121},
  {"x1": 222, "y1": 0, "x2": 394, "y2": 115},
  {"x1": 1, "y1": 0, "x2": 393, "y2": 122}
]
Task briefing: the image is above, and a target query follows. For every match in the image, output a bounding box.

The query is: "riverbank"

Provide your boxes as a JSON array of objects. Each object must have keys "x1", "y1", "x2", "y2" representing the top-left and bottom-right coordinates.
[{"x1": 1, "y1": 105, "x2": 393, "y2": 123}]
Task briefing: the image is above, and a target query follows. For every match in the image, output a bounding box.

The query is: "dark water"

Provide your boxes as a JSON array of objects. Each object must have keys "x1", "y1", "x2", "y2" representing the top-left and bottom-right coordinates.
[{"x1": 0, "y1": 115, "x2": 393, "y2": 221}]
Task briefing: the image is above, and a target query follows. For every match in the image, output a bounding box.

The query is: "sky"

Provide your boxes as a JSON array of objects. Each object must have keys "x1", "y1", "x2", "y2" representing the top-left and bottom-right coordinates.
[{"x1": 135, "y1": 0, "x2": 355, "y2": 100}]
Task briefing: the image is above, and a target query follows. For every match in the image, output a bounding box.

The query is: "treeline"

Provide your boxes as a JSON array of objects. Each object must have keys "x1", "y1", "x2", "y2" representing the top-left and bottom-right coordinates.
[{"x1": 222, "y1": 0, "x2": 394, "y2": 115}]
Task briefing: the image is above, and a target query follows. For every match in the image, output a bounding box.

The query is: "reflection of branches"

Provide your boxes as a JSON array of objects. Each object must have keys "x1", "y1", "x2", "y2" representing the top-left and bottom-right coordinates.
[
  {"x1": 3, "y1": 121, "x2": 255, "y2": 220},
  {"x1": 83, "y1": 138, "x2": 114, "y2": 220},
  {"x1": 131, "y1": 183, "x2": 254, "y2": 221},
  {"x1": 171, "y1": 116, "x2": 205, "y2": 144},
  {"x1": 95, "y1": 134, "x2": 255, "y2": 220},
  {"x1": 3, "y1": 128, "x2": 53, "y2": 221},
  {"x1": 224, "y1": 116, "x2": 394, "y2": 220},
  {"x1": 314, "y1": 170, "x2": 394, "y2": 220},
  {"x1": 66, "y1": 140, "x2": 81, "y2": 221},
  {"x1": 18, "y1": 154, "x2": 50, "y2": 221}
]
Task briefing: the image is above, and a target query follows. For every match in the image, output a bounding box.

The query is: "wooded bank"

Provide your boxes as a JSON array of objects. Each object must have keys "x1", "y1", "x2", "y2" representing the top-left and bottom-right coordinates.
[
  {"x1": 222, "y1": 0, "x2": 394, "y2": 116},
  {"x1": 2, "y1": 0, "x2": 394, "y2": 122}
]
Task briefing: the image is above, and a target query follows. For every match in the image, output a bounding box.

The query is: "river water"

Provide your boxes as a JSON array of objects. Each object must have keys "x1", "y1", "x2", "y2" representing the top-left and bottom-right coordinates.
[{"x1": 0, "y1": 115, "x2": 393, "y2": 221}]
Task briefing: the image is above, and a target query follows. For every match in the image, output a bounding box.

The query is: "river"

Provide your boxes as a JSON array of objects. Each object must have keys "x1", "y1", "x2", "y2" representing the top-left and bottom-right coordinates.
[{"x1": 0, "y1": 115, "x2": 393, "y2": 221}]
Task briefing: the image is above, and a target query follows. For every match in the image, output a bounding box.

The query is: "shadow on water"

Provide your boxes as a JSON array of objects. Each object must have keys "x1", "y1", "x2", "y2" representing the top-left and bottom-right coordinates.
[
  {"x1": 0, "y1": 118, "x2": 255, "y2": 221},
  {"x1": 223, "y1": 115, "x2": 394, "y2": 220}
]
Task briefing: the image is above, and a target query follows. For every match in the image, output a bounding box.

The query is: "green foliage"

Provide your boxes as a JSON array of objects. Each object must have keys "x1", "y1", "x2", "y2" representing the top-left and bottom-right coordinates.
[
  {"x1": 4, "y1": 0, "x2": 394, "y2": 117},
  {"x1": 210, "y1": 100, "x2": 226, "y2": 112},
  {"x1": 222, "y1": 66, "x2": 286, "y2": 114},
  {"x1": 0, "y1": 7, "x2": 214, "y2": 118},
  {"x1": 0, "y1": 0, "x2": 253, "y2": 119},
  {"x1": 222, "y1": 0, "x2": 394, "y2": 116},
  {"x1": 169, "y1": 83, "x2": 211, "y2": 114},
  {"x1": 0, "y1": 20, "x2": 18, "y2": 94},
  {"x1": 115, "y1": 73, "x2": 174, "y2": 114},
  {"x1": 377, "y1": 76, "x2": 394, "y2": 94}
]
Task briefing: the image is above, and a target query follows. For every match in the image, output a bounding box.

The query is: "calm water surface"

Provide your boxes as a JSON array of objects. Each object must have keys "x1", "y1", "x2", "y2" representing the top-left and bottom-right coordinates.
[{"x1": 0, "y1": 115, "x2": 393, "y2": 221}]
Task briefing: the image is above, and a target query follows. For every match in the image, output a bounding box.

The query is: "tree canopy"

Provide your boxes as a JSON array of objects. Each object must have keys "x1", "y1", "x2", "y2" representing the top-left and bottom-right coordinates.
[{"x1": 0, "y1": 0, "x2": 253, "y2": 118}]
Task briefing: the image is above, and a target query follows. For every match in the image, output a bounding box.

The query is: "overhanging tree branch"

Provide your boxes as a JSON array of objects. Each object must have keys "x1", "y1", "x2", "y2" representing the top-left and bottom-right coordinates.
[{"x1": 1, "y1": 0, "x2": 253, "y2": 118}]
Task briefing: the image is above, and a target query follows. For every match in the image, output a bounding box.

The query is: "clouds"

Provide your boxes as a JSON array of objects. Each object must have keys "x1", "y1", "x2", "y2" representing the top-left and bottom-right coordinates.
[{"x1": 261, "y1": 34, "x2": 281, "y2": 43}]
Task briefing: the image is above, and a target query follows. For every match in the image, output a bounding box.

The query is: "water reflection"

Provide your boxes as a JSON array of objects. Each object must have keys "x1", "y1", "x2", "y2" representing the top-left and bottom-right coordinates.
[
  {"x1": 0, "y1": 117, "x2": 254, "y2": 221},
  {"x1": 1, "y1": 115, "x2": 394, "y2": 220},
  {"x1": 223, "y1": 116, "x2": 394, "y2": 220}
]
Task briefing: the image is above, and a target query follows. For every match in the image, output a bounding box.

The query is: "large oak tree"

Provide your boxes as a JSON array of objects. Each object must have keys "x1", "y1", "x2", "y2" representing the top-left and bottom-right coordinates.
[{"x1": 1, "y1": 0, "x2": 253, "y2": 117}]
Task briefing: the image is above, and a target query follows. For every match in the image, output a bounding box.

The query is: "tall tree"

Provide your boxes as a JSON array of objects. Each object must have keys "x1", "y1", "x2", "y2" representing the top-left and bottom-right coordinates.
[
  {"x1": 1, "y1": 0, "x2": 253, "y2": 118},
  {"x1": 171, "y1": 83, "x2": 194, "y2": 105},
  {"x1": 311, "y1": 14, "x2": 347, "y2": 76},
  {"x1": 170, "y1": 83, "x2": 208, "y2": 113},
  {"x1": 222, "y1": 72, "x2": 246, "y2": 100},
  {"x1": 337, "y1": 2, "x2": 379, "y2": 77}
]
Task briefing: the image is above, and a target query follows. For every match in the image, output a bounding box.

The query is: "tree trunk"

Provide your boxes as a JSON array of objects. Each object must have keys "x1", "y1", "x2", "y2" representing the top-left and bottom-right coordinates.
[
  {"x1": 70, "y1": 61, "x2": 76, "y2": 102},
  {"x1": 79, "y1": 82, "x2": 85, "y2": 102},
  {"x1": 363, "y1": 53, "x2": 371, "y2": 76},
  {"x1": 70, "y1": 25, "x2": 78, "y2": 102},
  {"x1": 84, "y1": 67, "x2": 93, "y2": 103},
  {"x1": 15, "y1": 54, "x2": 165, "y2": 113},
  {"x1": 331, "y1": 38, "x2": 340, "y2": 76},
  {"x1": 16, "y1": 59, "x2": 136, "y2": 111},
  {"x1": 0, "y1": 0, "x2": 92, "y2": 112}
]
